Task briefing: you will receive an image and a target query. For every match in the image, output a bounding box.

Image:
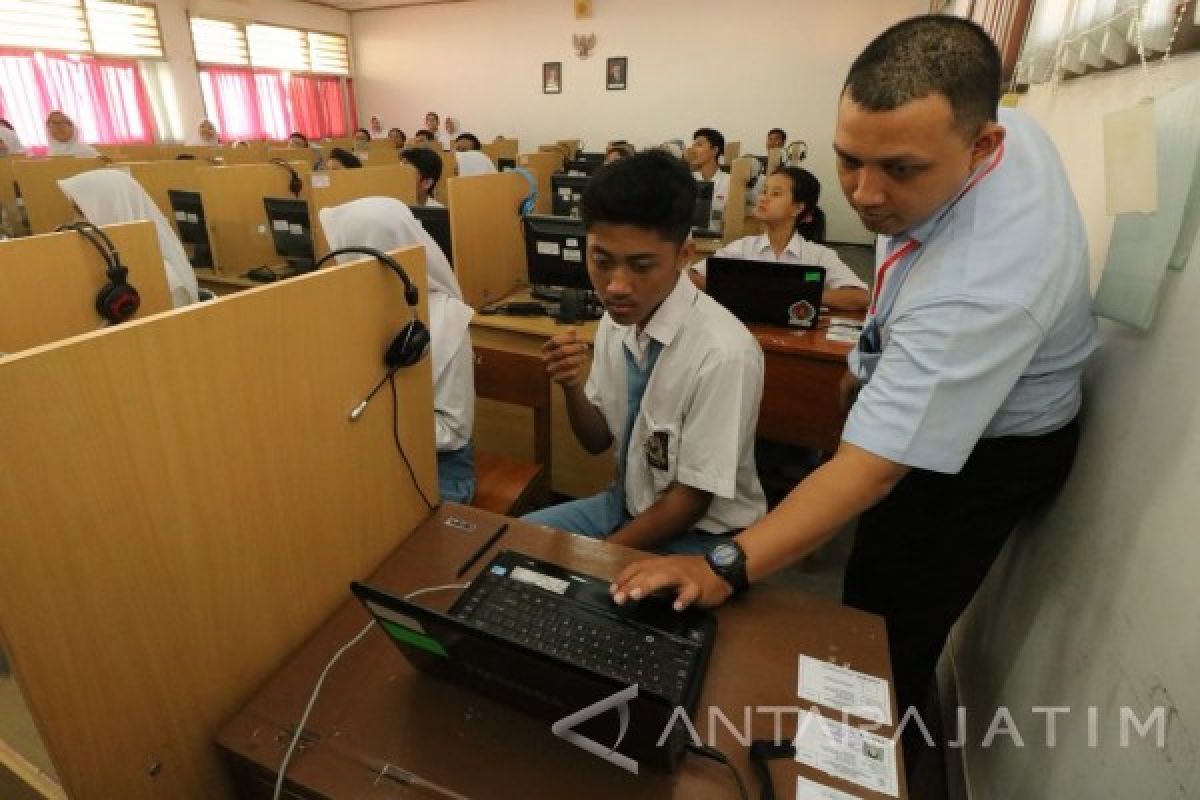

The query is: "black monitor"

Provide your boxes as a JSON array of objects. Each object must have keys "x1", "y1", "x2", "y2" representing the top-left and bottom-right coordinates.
[
  {"x1": 167, "y1": 189, "x2": 212, "y2": 268},
  {"x1": 523, "y1": 215, "x2": 600, "y2": 322},
  {"x1": 691, "y1": 180, "x2": 716, "y2": 232},
  {"x1": 550, "y1": 174, "x2": 589, "y2": 218},
  {"x1": 576, "y1": 151, "x2": 605, "y2": 166},
  {"x1": 564, "y1": 158, "x2": 598, "y2": 177},
  {"x1": 262, "y1": 197, "x2": 315, "y2": 273},
  {"x1": 410, "y1": 204, "x2": 453, "y2": 267}
]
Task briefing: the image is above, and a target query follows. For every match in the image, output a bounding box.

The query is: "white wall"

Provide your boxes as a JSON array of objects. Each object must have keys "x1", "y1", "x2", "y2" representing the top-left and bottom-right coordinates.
[
  {"x1": 949, "y1": 55, "x2": 1200, "y2": 799},
  {"x1": 153, "y1": 0, "x2": 351, "y2": 141},
  {"x1": 351, "y1": 0, "x2": 927, "y2": 243}
]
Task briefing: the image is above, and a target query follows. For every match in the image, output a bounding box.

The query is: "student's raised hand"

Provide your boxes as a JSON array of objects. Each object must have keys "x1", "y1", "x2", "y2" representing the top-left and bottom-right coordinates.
[
  {"x1": 542, "y1": 327, "x2": 589, "y2": 389},
  {"x1": 610, "y1": 555, "x2": 733, "y2": 611}
]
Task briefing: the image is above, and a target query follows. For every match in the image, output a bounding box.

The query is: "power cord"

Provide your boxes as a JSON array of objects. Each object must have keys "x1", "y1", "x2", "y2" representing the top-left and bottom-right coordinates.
[
  {"x1": 687, "y1": 743, "x2": 749, "y2": 800},
  {"x1": 388, "y1": 368, "x2": 438, "y2": 512},
  {"x1": 271, "y1": 583, "x2": 468, "y2": 800}
]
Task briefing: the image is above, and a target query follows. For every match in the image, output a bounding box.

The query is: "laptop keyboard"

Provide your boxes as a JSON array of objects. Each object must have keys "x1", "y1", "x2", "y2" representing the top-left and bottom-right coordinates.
[{"x1": 453, "y1": 573, "x2": 699, "y2": 705}]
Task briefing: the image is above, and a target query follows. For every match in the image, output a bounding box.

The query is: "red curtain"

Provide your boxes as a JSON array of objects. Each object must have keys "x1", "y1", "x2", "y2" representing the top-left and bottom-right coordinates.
[
  {"x1": 0, "y1": 49, "x2": 156, "y2": 153},
  {"x1": 199, "y1": 66, "x2": 268, "y2": 141},
  {"x1": 199, "y1": 67, "x2": 352, "y2": 141},
  {"x1": 287, "y1": 74, "x2": 348, "y2": 140}
]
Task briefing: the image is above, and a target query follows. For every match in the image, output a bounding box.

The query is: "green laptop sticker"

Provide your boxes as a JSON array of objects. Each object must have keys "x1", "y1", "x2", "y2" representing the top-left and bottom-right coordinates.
[
  {"x1": 805, "y1": 271, "x2": 822, "y2": 282},
  {"x1": 380, "y1": 619, "x2": 448, "y2": 658}
]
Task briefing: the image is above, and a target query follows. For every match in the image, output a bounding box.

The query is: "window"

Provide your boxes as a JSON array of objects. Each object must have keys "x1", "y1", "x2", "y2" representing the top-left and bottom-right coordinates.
[
  {"x1": 0, "y1": 0, "x2": 163, "y2": 59},
  {"x1": 190, "y1": 16, "x2": 350, "y2": 76}
]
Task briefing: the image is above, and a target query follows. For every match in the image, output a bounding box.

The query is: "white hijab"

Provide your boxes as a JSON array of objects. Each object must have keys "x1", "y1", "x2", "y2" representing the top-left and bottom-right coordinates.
[
  {"x1": 46, "y1": 120, "x2": 100, "y2": 158},
  {"x1": 318, "y1": 197, "x2": 471, "y2": 383},
  {"x1": 59, "y1": 169, "x2": 200, "y2": 307},
  {"x1": 454, "y1": 150, "x2": 496, "y2": 177},
  {"x1": 0, "y1": 125, "x2": 25, "y2": 156}
]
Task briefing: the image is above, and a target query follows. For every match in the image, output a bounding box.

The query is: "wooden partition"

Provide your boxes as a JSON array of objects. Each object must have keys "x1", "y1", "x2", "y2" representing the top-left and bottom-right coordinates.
[
  {"x1": 119, "y1": 144, "x2": 167, "y2": 161},
  {"x1": 0, "y1": 221, "x2": 172, "y2": 354},
  {"x1": 0, "y1": 246, "x2": 435, "y2": 799},
  {"x1": 518, "y1": 151, "x2": 561, "y2": 215},
  {"x1": 12, "y1": 158, "x2": 106, "y2": 234},
  {"x1": 724, "y1": 140, "x2": 742, "y2": 163},
  {"x1": 491, "y1": 138, "x2": 519, "y2": 161},
  {"x1": 123, "y1": 160, "x2": 209, "y2": 220},
  {"x1": 447, "y1": 171, "x2": 528, "y2": 308},
  {"x1": 556, "y1": 139, "x2": 581, "y2": 159},
  {"x1": 722, "y1": 156, "x2": 755, "y2": 244},
  {"x1": 308, "y1": 162, "x2": 418, "y2": 256},
  {"x1": 433, "y1": 149, "x2": 457, "y2": 205},
  {"x1": 0, "y1": 157, "x2": 24, "y2": 236},
  {"x1": 197, "y1": 161, "x2": 313, "y2": 275},
  {"x1": 266, "y1": 147, "x2": 320, "y2": 169},
  {"x1": 93, "y1": 144, "x2": 127, "y2": 161},
  {"x1": 359, "y1": 141, "x2": 402, "y2": 164}
]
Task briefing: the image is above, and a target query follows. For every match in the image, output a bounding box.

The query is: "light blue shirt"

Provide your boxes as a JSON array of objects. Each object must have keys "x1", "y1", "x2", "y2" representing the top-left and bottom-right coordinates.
[{"x1": 845, "y1": 108, "x2": 1099, "y2": 474}]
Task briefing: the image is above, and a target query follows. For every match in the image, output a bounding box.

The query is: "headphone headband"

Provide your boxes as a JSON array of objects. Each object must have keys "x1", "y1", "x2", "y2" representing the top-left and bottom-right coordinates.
[{"x1": 315, "y1": 246, "x2": 420, "y2": 306}]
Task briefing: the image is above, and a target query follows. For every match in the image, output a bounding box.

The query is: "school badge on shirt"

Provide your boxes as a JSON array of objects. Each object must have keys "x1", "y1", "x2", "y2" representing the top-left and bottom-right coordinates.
[{"x1": 645, "y1": 430, "x2": 669, "y2": 470}]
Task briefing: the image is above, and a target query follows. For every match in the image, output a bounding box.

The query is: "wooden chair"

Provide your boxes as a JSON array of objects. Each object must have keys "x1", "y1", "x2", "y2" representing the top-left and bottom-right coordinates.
[{"x1": 471, "y1": 346, "x2": 551, "y2": 515}]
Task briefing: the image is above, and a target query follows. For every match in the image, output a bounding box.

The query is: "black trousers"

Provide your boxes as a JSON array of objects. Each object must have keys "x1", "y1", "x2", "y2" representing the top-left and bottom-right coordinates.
[{"x1": 842, "y1": 420, "x2": 1080, "y2": 757}]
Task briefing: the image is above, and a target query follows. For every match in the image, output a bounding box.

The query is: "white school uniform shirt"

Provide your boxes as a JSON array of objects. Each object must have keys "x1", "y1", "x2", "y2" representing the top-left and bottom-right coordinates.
[
  {"x1": 692, "y1": 168, "x2": 730, "y2": 231},
  {"x1": 318, "y1": 197, "x2": 474, "y2": 452},
  {"x1": 844, "y1": 107, "x2": 1099, "y2": 474},
  {"x1": 692, "y1": 232, "x2": 867, "y2": 291},
  {"x1": 425, "y1": 197, "x2": 444, "y2": 209},
  {"x1": 584, "y1": 274, "x2": 767, "y2": 533},
  {"x1": 455, "y1": 150, "x2": 496, "y2": 177},
  {"x1": 0, "y1": 126, "x2": 25, "y2": 156},
  {"x1": 58, "y1": 169, "x2": 200, "y2": 307}
]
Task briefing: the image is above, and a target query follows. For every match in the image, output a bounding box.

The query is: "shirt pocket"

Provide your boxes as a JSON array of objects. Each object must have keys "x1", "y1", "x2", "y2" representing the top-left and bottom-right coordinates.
[{"x1": 639, "y1": 411, "x2": 679, "y2": 495}]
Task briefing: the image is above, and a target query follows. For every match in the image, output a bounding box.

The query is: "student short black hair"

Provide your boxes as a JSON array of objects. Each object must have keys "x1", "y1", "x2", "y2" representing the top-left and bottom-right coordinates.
[
  {"x1": 328, "y1": 147, "x2": 363, "y2": 169},
  {"x1": 692, "y1": 127, "x2": 725, "y2": 157},
  {"x1": 289, "y1": 131, "x2": 310, "y2": 146},
  {"x1": 768, "y1": 127, "x2": 787, "y2": 141},
  {"x1": 844, "y1": 15, "x2": 1001, "y2": 137},
  {"x1": 425, "y1": 111, "x2": 440, "y2": 122},
  {"x1": 388, "y1": 127, "x2": 405, "y2": 138},
  {"x1": 582, "y1": 150, "x2": 696, "y2": 247},
  {"x1": 402, "y1": 146, "x2": 443, "y2": 190},
  {"x1": 413, "y1": 129, "x2": 434, "y2": 142},
  {"x1": 354, "y1": 127, "x2": 371, "y2": 140},
  {"x1": 455, "y1": 133, "x2": 482, "y2": 150}
]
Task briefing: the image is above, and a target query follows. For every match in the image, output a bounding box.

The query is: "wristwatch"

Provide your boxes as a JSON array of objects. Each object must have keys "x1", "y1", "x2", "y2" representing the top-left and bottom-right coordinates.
[{"x1": 705, "y1": 541, "x2": 749, "y2": 595}]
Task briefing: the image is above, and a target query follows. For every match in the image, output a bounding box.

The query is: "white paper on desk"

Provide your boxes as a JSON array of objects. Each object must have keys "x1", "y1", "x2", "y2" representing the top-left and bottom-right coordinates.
[
  {"x1": 825, "y1": 329, "x2": 859, "y2": 344},
  {"x1": 798, "y1": 654, "x2": 892, "y2": 725},
  {"x1": 794, "y1": 710, "x2": 899, "y2": 798},
  {"x1": 796, "y1": 776, "x2": 864, "y2": 800}
]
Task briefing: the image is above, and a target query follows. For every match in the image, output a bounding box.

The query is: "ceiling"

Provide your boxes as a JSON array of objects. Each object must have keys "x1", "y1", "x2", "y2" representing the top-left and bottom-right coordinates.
[{"x1": 309, "y1": 0, "x2": 469, "y2": 11}]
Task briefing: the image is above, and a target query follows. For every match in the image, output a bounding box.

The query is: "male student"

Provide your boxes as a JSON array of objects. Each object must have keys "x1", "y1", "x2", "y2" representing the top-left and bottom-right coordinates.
[
  {"x1": 401, "y1": 147, "x2": 444, "y2": 207},
  {"x1": 688, "y1": 127, "x2": 729, "y2": 231},
  {"x1": 523, "y1": 151, "x2": 767, "y2": 555},
  {"x1": 424, "y1": 111, "x2": 450, "y2": 149},
  {"x1": 611, "y1": 14, "x2": 1099, "y2": 758},
  {"x1": 412, "y1": 129, "x2": 436, "y2": 147},
  {"x1": 766, "y1": 127, "x2": 787, "y2": 152}
]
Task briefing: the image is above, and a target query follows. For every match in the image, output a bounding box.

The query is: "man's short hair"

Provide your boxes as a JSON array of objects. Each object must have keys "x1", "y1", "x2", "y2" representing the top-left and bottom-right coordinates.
[
  {"x1": 402, "y1": 147, "x2": 443, "y2": 190},
  {"x1": 455, "y1": 133, "x2": 482, "y2": 150},
  {"x1": 582, "y1": 150, "x2": 696, "y2": 247},
  {"x1": 768, "y1": 127, "x2": 787, "y2": 141},
  {"x1": 328, "y1": 147, "x2": 363, "y2": 169},
  {"x1": 843, "y1": 15, "x2": 1001, "y2": 137},
  {"x1": 413, "y1": 129, "x2": 434, "y2": 142},
  {"x1": 692, "y1": 127, "x2": 725, "y2": 158}
]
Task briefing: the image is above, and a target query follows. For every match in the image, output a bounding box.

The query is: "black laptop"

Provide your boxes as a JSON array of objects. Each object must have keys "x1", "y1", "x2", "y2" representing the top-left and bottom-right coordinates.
[
  {"x1": 351, "y1": 549, "x2": 717, "y2": 772},
  {"x1": 706, "y1": 257, "x2": 826, "y2": 329}
]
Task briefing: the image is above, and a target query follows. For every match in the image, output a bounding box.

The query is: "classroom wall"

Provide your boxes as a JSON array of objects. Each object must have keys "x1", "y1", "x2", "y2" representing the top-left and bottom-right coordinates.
[
  {"x1": 948, "y1": 55, "x2": 1200, "y2": 799},
  {"x1": 153, "y1": 0, "x2": 351, "y2": 142},
  {"x1": 350, "y1": 0, "x2": 928, "y2": 244}
]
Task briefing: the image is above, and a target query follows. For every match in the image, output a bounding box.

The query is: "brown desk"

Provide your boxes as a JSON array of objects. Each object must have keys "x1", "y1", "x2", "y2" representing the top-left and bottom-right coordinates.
[{"x1": 217, "y1": 505, "x2": 905, "y2": 800}]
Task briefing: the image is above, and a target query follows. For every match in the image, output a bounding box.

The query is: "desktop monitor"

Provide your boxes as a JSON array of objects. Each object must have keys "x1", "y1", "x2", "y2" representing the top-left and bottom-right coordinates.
[
  {"x1": 564, "y1": 158, "x2": 598, "y2": 177},
  {"x1": 692, "y1": 180, "x2": 716, "y2": 232},
  {"x1": 410, "y1": 204, "x2": 454, "y2": 267},
  {"x1": 576, "y1": 151, "x2": 605, "y2": 167},
  {"x1": 262, "y1": 197, "x2": 315, "y2": 273},
  {"x1": 550, "y1": 174, "x2": 589, "y2": 218},
  {"x1": 523, "y1": 215, "x2": 592, "y2": 292},
  {"x1": 167, "y1": 189, "x2": 213, "y2": 268},
  {"x1": 498, "y1": 157, "x2": 517, "y2": 172}
]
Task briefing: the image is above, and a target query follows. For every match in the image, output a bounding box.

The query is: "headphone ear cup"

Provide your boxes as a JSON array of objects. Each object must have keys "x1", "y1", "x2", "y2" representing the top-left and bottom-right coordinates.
[
  {"x1": 95, "y1": 280, "x2": 140, "y2": 324},
  {"x1": 384, "y1": 320, "x2": 430, "y2": 369}
]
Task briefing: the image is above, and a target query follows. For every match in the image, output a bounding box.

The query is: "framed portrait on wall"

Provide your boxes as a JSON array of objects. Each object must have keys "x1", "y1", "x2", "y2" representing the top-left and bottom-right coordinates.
[
  {"x1": 606, "y1": 57, "x2": 627, "y2": 90},
  {"x1": 543, "y1": 62, "x2": 562, "y2": 94}
]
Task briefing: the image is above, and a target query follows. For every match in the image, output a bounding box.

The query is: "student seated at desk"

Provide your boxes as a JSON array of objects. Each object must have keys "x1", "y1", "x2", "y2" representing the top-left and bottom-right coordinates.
[
  {"x1": 45, "y1": 111, "x2": 99, "y2": 158},
  {"x1": 401, "y1": 147, "x2": 444, "y2": 207},
  {"x1": 454, "y1": 133, "x2": 482, "y2": 152},
  {"x1": 353, "y1": 128, "x2": 371, "y2": 150},
  {"x1": 687, "y1": 127, "x2": 730, "y2": 231},
  {"x1": 387, "y1": 128, "x2": 407, "y2": 149},
  {"x1": 412, "y1": 130, "x2": 437, "y2": 148},
  {"x1": 765, "y1": 127, "x2": 787, "y2": 153},
  {"x1": 326, "y1": 147, "x2": 363, "y2": 169},
  {"x1": 690, "y1": 166, "x2": 869, "y2": 311},
  {"x1": 604, "y1": 141, "x2": 635, "y2": 165},
  {"x1": 523, "y1": 151, "x2": 767, "y2": 555},
  {"x1": 59, "y1": 169, "x2": 200, "y2": 307},
  {"x1": 319, "y1": 196, "x2": 476, "y2": 503}
]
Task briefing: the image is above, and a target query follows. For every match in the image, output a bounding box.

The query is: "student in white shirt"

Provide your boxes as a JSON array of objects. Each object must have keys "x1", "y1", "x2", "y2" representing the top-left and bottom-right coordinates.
[
  {"x1": 453, "y1": 133, "x2": 482, "y2": 152},
  {"x1": 0, "y1": 119, "x2": 24, "y2": 156},
  {"x1": 687, "y1": 127, "x2": 729, "y2": 231},
  {"x1": 45, "y1": 111, "x2": 99, "y2": 158},
  {"x1": 454, "y1": 150, "x2": 496, "y2": 177},
  {"x1": 423, "y1": 112, "x2": 451, "y2": 149},
  {"x1": 387, "y1": 128, "x2": 406, "y2": 150},
  {"x1": 318, "y1": 196, "x2": 476, "y2": 503},
  {"x1": 523, "y1": 151, "x2": 767, "y2": 555},
  {"x1": 691, "y1": 166, "x2": 869, "y2": 311},
  {"x1": 59, "y1": 169, "x2": 200, "y2": 307},
  {"x1": 401, "y1": 147, "x2": 444, "y2": 207}
]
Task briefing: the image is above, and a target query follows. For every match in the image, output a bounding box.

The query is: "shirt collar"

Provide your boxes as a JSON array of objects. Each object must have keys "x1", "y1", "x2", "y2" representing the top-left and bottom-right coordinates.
[
  {"x1": 753, "y1": 232, "x2": 803, "y2": 259},
  {"x1": 622, "y1": 273, "x2": 696, "y2": 359}
]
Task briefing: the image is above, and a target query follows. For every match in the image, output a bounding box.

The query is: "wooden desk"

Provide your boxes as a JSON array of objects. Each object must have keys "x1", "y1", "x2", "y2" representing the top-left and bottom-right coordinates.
[{"x1": 217, "y1": 505, "x2": 905, "y2": 800}]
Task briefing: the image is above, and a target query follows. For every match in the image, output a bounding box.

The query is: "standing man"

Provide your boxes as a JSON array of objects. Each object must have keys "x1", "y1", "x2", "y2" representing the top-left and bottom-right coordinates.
[
  {"x1": 424, "y1": 111, "x2": 450, "y2": 149},
  {"x1": 765, "y1": 127, "x2": 787, "y2": 152},
  {"x1": 612, "y1": 14, "x2": 1099, "y2": 759}
]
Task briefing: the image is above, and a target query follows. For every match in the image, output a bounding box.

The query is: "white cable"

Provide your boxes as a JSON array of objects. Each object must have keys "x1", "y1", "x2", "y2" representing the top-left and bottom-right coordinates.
[{"x1": 405, "y1": 582, "x2": 470, "y2": 601}]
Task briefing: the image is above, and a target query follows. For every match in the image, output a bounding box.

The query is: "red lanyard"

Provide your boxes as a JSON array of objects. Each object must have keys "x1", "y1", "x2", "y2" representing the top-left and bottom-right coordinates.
[{"x1": 868, "y1": 142, "x2": 1006, "y2": 316}]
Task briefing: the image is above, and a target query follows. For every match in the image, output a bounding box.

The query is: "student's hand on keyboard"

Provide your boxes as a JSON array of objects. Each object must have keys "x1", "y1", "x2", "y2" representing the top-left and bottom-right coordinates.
[
  {"x1": 542, "y1": 327, "x2": 588, "y2": 389},
  {"x1": 610, "y1": 555, "x2": 733, "y2": 611}
]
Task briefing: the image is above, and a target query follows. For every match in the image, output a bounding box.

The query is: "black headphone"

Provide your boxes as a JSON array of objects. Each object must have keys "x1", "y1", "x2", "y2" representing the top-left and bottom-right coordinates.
[
  {"x1": 269, "y1": 158, "x2": 304, "y2": 197},
  {"x1": 56, "y1": 221, "x2": 141, "y2": 324},
  {"x1": 313, "y1": 246, "x2": 429, "y2": 369}
]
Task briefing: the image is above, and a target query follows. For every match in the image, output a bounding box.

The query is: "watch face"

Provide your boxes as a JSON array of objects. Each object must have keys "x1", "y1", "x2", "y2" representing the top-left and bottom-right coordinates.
[{"x1": 710, "y1": 543, "x2": 738, "y2": 567}]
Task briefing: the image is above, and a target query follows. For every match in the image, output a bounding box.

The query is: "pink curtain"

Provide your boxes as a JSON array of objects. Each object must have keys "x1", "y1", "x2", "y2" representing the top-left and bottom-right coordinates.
[
  {"x1": 287, "y1": 74, "x2": 349, "y2": 140},
  {"x1": 199, "y1": 66, "x2": 271, "y2": 141},
  {"x1": 200, "y1": 67, "x2": 353, "y2": 141},
  {"x1": 0, "y1": 49, "x2": 155, "y2": 153}
]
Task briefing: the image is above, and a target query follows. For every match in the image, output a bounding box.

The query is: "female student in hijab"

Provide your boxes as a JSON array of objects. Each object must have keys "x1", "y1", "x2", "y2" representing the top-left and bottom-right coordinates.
[
  {"x1": 318, "y1": 196, "x2": 476, "y2": 503},
  {"x1": 454, "y1": 150, "x2": 496, "y2": 177},
  {"x1": 689, "y1": 166, "x2": 869, "y2": 311},
  {"x1": 59, "y1": 169, "x2": 200, "y2": 308},
  {"x1": 0, "y1": 119, "x2": 25, "y2": 156},
  {"x1": 45, "y1": 111, "x2": 99, "y2": 157}
]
